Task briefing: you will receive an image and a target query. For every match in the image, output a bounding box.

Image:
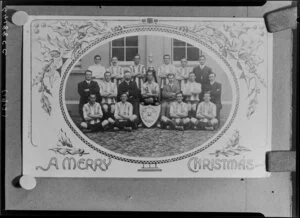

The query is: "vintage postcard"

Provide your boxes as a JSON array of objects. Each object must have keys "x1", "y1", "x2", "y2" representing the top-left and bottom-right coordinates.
[{"x1": 22, "y1": 16, "x2": 272, "y2": 177}]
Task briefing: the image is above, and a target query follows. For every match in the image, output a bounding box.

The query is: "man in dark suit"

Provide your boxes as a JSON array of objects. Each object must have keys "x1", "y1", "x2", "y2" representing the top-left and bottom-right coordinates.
[
  {"x1": 117, "y1": 70, "x2": 141, "y2": 120},
  {"x1": 192, "y1": 55, "x2": 213, "y2": 86},
  {"x1": 78, "y1": 70, "x2": 101, "y2": 121},
  {"x1": 203, "y1": 72, "x2": 222, "y2": 123}
]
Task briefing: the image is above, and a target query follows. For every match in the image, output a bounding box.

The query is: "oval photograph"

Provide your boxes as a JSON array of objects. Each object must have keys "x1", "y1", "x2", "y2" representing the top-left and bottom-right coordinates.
[{"x1": 64, "y1": 35, "x2": 233, "y2": 158}]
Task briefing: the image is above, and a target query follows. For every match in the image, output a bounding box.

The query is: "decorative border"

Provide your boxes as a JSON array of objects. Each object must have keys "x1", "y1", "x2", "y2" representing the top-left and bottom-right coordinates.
[{"x1": 58, "y1": 23, "x2": 240, "y2": 164}]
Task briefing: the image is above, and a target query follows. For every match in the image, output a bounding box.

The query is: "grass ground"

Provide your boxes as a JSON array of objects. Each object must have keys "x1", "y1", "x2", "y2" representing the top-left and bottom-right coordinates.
[{"x1": 69, "y1": 103, "x2": 231, "y2": 158}]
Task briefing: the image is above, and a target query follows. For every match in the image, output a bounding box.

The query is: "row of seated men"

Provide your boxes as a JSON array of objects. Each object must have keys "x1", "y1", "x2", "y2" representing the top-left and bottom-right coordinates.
[{"x1": 77, "y1": 69, "x2": 222, "y2": 132}]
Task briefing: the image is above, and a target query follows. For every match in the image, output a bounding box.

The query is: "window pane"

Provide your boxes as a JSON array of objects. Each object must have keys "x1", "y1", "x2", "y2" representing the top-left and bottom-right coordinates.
[
  {"x1": 126, "y1": 48, "x2": 138, "y2": 61},
  {"x1": 112, "y1": 38, "x2": 124, "y2": 46},
  {"x1": 173, "y1": 47, "x2": 186, "y2": 61},
  {"x1": 187, "y1": 47, "x2": 199, "y2": 61},
  {"x1": 126, "y1": 36, "x2": 138, "y2": 46},
  {"x1": 173, "y1": 39, "x2": 186, "y2": 47},
  {"x1": 112, "y1": 48, "x2": 124, "y2": 61},
  {"x1": 187, "y1": 43, "x2": 194, "y2": 47}
]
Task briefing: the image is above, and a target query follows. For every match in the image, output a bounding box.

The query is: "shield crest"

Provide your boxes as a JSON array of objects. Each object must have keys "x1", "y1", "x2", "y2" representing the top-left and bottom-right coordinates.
[{"x1": 139, "y1": 104, "x2": 161, "y2": 128}]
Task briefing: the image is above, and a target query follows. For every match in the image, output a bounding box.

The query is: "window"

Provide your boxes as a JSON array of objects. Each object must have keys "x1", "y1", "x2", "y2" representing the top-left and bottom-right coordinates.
[
  {"x1": 172, "y1": 39, "x2": 201, "y2": 61},
  {"x1": 111, "y1": 36, "x2": 138, "y2": 62}
]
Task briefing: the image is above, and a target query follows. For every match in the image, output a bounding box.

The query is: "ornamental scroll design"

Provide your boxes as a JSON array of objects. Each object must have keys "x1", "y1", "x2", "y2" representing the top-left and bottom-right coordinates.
[
  {"x1": 31, "y1": 19, "x2": 267, "y2": 118},
  {"x1": 31, "y1": 20, "x2": 111, "y2": 115},
  {"x1": 178, "y1": 23, "x2": 267, "y2": 118},
  {"x1": 49, "y1": 129, "x2": 89, "y2": 156},
  {"x1": 209, "y1": 130, "x2": 251, "y2": 157}
]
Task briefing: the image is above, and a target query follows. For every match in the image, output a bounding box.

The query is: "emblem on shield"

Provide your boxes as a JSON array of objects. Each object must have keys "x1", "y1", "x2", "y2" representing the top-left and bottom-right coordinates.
[{"x1": 139, "y1": 104, "x2": 161, "y2": 128}]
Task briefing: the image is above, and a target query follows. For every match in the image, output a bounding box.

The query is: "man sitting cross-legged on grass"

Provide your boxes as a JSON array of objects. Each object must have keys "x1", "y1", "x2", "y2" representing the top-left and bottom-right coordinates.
[
  {"x1": 80, "y1": 94, "x2": 110, "y2": 132},
  {"x1": 161, "y1": 92, "x2": 190, "y2": 131},
  {"x1": 113, "y1": 93, "x2": 138, "y2": 131},
  {"x1": 99, "y1": 71, "x2": 117, "y2": 129},
  {"x1": 191, "y1": 92, "x2": 218, "y2": 130}
]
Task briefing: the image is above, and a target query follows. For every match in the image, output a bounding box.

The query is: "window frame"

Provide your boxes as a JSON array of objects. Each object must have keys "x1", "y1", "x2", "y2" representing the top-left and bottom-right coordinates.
[
  {"x1": 110, "y1": 36, "x2": 139, "y2": 66},
  {"x1": 171, "y1": 38, "x2": 202, "y2": 66}
]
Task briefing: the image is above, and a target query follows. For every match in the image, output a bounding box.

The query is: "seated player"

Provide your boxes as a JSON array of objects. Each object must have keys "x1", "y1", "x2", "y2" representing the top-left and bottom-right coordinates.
[
  {"x1": 80, "y1": 94, "x2": 110, "y2": 132},
  {"x1": 161, "y1": 92, "x2": 190, "y2": 131},
  {"x1": 191, "y1": 92, "x2": 218, "y2": 130},
  {"x1": 141, "y1": 70, "x2": 160, "y2": 105},
  {"x1": 114, "y1": 93, "x2": 138, "y2": 131},
  {"x1": 99, "y1": 71, "x2": 117, "y2": 128},
  {"x1": 181, "y1": 71, "x2": 202, "y2": 118}
]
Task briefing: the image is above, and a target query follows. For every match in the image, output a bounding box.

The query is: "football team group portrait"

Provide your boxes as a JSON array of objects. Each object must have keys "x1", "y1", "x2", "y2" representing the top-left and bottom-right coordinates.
[{"x1": 65, "y1": 36, "x2": 232, "y2": 157}]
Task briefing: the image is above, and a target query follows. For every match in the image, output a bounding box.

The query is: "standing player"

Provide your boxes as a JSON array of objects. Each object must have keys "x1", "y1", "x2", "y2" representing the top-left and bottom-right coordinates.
[
  {"x1": 157, "y1": 54, "x2": 176, "y2": 89},
  {"x1": 176, "y1": 58, "x2": 192, "y2": 88},
  {"x1": 107, "y1": 56, "x2": 124, "y2": 86},
  {"x1": 87, "y1": 55, "x2": 106, "y2": 83},
  {"x1": 129, "y1": 54, "x2": 146, "y2": 89}
]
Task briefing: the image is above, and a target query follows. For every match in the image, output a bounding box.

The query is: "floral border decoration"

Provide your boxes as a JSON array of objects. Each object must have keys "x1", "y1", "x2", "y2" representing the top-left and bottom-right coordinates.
[
  {"x1": 31, "y1": 19, "x2": 267, "y2": 118},
  {"x1": 58, "y1": 24, "x2": 240, "y2": 164},
  {"x1": 49, "y1": 129, "x2": 89, "y2": 156},
  {"x1": 209, "y1": 130, "x2": 251, "y2": 157}
]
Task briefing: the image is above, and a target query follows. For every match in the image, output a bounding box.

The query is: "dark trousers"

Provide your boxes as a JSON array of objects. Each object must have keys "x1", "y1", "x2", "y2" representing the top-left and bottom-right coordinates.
[
  {"x1": 128, "y1": 100, "x2": 140, "y2": 123},
  {"x1": 87, "y1": 122, "x2": 103, "y2": 132},
  {"x1": 114, "y1": 119, "x2": 137, "y2": 129}
]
